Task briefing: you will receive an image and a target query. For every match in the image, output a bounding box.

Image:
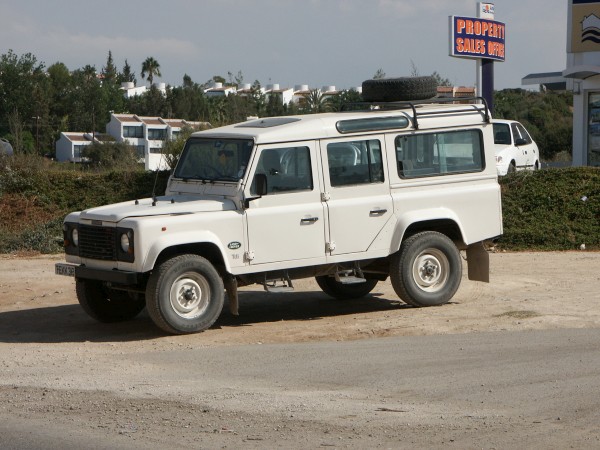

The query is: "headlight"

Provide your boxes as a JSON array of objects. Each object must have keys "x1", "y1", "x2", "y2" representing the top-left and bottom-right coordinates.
[
  {"x1": 63, "y1": 222, "x2": 80, "y2": 255},
  {"x1": 496, "y1": 155, "x2": 503, "y2": 163},
  {"x1": 117, "y1": 228, "x2": 135, "y2": 262},
  {"x1": 120, "y1": 232, "x2": 131, "y2": 253}
]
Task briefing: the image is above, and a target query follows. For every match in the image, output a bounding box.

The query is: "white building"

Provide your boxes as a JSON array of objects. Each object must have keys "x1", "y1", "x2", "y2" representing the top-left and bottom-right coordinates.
[
  {"x1": 56, "y1": 132, "x2": 100, "y2": 162},
  {"x1": 204, "y1": 82, "x2": 236, "y2": 97},
  {"x1": 523, "y1": 0, "x2": 600, "y2": 167},
  {"x1": 106, "y1": 114, "x2": 207, "y2": 170},
  {"x1": 57, "y1": 114, "x2": 208, "y2": 170},
  {"x1": 564, "y1": 0, "x2": 600, "y2": 167},
  {"x1": 266, "y1": 84, "x2": 295, "y2": 105},
  {"x1": 120, "y1": 82, "x2": 167, "y2": 98}
]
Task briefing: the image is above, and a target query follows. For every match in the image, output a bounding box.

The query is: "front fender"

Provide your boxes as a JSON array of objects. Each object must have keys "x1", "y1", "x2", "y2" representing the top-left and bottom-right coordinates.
[{"x1": 141, "y1": 230, "x2": 231, "y2": 273}]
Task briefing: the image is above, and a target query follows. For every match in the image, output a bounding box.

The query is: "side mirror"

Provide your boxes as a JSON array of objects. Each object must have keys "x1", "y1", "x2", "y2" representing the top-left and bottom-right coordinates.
[
  {"x1": 244, "y1": 174, "x2": 268, "y2": 209},
  {"x1": 254, "y1": 173, "x2": 268, "y2": 196},
  {"x1": 515, "y1": 138, "x2": 527, "y2": 146}
]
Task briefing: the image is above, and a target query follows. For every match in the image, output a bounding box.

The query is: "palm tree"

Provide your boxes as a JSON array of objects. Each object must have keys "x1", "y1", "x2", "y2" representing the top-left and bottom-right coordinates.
[
  {"x1": 141, "y1": 57, "x2": 161, "y2": 86},
  {"x1": 305, "y1": 89, "x2": 329, "y2": 113}
]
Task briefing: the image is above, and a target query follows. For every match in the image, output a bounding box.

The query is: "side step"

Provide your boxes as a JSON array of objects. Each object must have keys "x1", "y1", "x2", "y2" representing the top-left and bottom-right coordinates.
[
  {"x1": 334, "y1": 267, "x2": 367, "y2": 285},
  {"x1": 263, "y1": 272, "x2": 294, "y2": 293}
]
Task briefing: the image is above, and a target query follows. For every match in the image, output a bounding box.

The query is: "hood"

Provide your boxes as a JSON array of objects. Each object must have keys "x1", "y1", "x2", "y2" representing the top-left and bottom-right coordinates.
[{"x1": 79, "y1": 195, "x2": 237, "y2": 222}]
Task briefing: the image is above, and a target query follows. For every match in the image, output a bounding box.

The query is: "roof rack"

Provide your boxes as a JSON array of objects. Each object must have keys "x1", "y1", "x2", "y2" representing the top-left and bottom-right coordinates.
[{"x1": 342, "y1": 97, "x2": 491, "y2": 130}]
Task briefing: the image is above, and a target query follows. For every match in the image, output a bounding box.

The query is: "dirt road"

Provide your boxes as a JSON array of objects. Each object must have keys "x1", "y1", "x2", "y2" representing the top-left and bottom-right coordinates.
[{"x1": 1, "y1": 252, "x2": 599, "y2": 448}]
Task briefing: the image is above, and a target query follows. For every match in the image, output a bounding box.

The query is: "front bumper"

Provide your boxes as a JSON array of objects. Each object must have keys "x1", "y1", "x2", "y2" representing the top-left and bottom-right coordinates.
[{"x1": 55, "y1": 262, "x2": 140, "y2": 285}]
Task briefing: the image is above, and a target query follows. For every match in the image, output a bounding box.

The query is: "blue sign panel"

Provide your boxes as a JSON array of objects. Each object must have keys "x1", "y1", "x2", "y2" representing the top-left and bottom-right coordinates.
[{"x1": 450, "y1": 16, "x2": 506, "y2": 61}]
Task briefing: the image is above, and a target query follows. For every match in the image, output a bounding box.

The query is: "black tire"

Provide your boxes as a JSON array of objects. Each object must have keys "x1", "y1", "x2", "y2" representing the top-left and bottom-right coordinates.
[
  {"x1": 146, "y1": 254, "x2": 224, "y2": 334},
  {"x1": 390, "y1": 231, "x2": 462, "y2": 307},
  {"x1": 315, "y1": 276, "x2": 378, "y2": 299},
  {"x1": 362, "y1": 76, "x2": 438, "y2": 102},
  {"x1": 507, "y1": 161, "x2": 516, "y2": 174},
  {"x1": 76, "y1": 279, "x2": 145, "y2": 323}
]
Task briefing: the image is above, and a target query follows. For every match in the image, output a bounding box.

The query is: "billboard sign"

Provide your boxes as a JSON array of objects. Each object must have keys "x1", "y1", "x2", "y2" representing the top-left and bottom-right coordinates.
[
  {"x1": 569, "y1": 0, "x2": 600, "y2": 53},
  {"x1": 449, "y1": 16, "x2": 506, "y2": 61}
]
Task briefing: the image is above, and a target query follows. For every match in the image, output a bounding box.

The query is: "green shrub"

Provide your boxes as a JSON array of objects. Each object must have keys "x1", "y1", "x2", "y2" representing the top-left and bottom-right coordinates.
[
  {"x1": 0, "y1": 160, "x2": 598, "y2": 253},
  {"x1": 498, "y1": 167, "x2": 599, "y2": 250}
]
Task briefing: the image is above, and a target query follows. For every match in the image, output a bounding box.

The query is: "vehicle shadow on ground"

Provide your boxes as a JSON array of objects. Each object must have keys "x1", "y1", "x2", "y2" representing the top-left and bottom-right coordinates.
[
  {"x1": 0, "y1": 305, "x2": 161, "y2": 344},
  {"x1": 215, "y1": 289, "x2": 409, "y2": 327},
  {"x1": 0, "y1": 290, "x2": 410, "y2": 344}
]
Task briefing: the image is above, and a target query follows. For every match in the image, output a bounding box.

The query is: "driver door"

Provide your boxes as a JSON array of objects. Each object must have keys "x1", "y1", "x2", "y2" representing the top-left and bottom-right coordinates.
[{"x1": 244, "y1": 142, "x2": 326, "y2": 266}]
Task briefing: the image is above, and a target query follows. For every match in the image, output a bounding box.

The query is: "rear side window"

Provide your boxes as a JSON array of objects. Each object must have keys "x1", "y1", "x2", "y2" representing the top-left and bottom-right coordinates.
[
  {"x1": 327, "y1": 139, "x2": 384, "y2": 187},
  {"x1": 396, "y1": 129, "x2": 484, "y2": 178}
]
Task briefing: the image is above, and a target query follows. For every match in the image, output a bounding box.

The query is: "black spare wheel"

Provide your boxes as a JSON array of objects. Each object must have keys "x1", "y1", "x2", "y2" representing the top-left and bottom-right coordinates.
[{"x1": 362, "y1": 76, "x2": 438, "y2": 102}]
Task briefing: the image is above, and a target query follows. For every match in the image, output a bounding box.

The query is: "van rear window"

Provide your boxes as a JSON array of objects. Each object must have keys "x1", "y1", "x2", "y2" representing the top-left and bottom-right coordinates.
[{"x1": 396, "y1": 129, "x2": 484, "y2": 178}]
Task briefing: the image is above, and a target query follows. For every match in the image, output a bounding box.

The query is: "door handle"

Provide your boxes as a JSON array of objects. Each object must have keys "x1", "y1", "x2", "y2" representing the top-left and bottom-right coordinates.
[
  {"x1": 369, "y1": 208, "x2": 388, "y2": 216},
  {"x1": 300, "y1": 217, "x2": 319, "y2": 224}
]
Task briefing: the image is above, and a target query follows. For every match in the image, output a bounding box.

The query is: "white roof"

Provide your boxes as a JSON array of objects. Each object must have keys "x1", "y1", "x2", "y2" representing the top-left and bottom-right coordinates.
[{"x1": 191, "y1": 103, "x2": 489, "y2": 144}]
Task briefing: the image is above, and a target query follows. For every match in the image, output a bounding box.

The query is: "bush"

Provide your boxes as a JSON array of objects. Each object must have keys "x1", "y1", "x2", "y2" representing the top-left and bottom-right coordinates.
[
  {"x1": 498, "y1": 167, "x2": 600, "y2": 250},
  {"x1": 0, "y1": 160, "x2": 598, "y2": 253}
]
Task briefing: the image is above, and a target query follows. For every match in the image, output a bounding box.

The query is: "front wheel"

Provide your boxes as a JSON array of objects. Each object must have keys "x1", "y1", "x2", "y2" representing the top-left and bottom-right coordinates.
[
  {"x1": 76, "y1": 279, "x2": 145, "y2": 322},
  {"x1": 315, "y1": 276, "x2": 378, "y2": 299},
  {"x1": 390, "y1": 232, "x2": 462, "y2": 307},
  {"x1": 146, "y1": 254, "x2": 224, "y2": 334}
]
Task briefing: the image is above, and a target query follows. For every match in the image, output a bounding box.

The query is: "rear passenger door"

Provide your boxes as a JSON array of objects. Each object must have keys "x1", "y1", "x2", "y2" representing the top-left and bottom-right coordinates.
[{"x1": 320, "y1": 137, "x2": 393, "y2": 256}]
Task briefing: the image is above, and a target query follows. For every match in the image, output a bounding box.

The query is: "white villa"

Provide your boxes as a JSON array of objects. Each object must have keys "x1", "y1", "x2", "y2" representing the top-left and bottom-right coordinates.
[{"x1": 56, "y1": 114, "x2": 207, "y2": 170}]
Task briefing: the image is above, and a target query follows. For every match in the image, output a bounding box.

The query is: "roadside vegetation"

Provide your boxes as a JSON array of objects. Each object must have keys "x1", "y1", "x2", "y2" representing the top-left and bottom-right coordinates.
[
  {"x1": 0, "y1": 154, "x2": 597, "y2": 254},
  {"x1": 0, "y1": 50, "x2": 590, "y2": 254},
  {"x1": 1, "y1": 50, "x2": 572, "y2": 162}
]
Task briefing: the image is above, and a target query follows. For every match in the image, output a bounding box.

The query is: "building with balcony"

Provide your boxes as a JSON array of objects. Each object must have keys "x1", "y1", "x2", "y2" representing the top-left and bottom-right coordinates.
[
  {"x1": 56, "y1": 132, "x2": 109, "y2": 162},
  {"x1": 106, "y1": 114, "x2": 207, "y2": 170},
  {"x1": 57, "y1": 114, "x2": 208, "y2": 170}
]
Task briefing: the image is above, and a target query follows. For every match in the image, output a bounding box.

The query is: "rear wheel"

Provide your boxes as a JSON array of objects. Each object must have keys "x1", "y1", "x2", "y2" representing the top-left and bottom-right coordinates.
[
  {"x1": 390, "y1": 232, "x2": 462, "y2": 307},
  {"x1": 146, "y1": 254, "x2": 224, "y2": 334},
  {"x1": 76, "y1": 279, "x2": 145, "y2": 322},
  {"x1": 315, "y1": 276, "x2": 378, "y2": 299}
]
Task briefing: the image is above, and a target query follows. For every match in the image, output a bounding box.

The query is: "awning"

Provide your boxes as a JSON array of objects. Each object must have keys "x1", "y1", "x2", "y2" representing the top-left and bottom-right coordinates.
[{"x1": 563, "y1": 65, "x2": 600, "y2": 79}]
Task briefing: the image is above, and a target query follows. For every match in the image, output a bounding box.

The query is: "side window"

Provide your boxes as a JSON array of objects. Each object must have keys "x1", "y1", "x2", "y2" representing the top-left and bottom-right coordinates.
[
  {"x1": 327, "y1": 139, "x2": 384, "y2": 187},
  {"x1": 396, "y1": 129, "x2": 484, "y2": 178},
  {"x1": 251, "y1": 146, "x2": 313, "y2": 195},
  {"x1": 516, "y1": 123, "x2": 533, "y2": 144}
]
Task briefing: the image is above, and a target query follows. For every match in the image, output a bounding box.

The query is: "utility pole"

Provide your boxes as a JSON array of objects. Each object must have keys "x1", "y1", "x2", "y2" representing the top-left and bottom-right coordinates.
[{"x1": 31, "y1": 116, "x2": 40, "y2": 154}]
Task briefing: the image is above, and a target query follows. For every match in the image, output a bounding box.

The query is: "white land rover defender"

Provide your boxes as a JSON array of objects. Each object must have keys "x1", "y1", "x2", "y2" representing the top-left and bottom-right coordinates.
[{"x1": 56, "y1": 86, "x2": 502, "y2": 335}]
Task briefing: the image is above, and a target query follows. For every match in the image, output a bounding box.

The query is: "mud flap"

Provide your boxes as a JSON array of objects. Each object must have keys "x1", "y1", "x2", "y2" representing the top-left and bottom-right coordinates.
[
  {"x1": 466, "y1": 242, "x2": 489, "y2": 283},
  {"x1": 223, "y1": 274, "x2": 239, "y2": 316}
]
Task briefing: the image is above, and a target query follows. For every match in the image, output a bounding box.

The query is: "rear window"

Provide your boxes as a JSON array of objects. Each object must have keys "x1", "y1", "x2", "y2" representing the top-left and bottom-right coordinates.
[{"x1": 396, "y1": 129, "x2": 484, "y2": 178}]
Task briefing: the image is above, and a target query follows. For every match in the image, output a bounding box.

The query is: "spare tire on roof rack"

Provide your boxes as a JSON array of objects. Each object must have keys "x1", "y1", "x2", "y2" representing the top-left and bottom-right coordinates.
[{"x1": 362, "y1": 76, "x2": 438, "y2": 102}]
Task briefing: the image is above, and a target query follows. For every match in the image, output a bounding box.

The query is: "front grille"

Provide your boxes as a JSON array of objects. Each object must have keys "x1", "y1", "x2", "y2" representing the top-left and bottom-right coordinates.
[{"x1": 79, "y1": 225, "x2": 117, "y2": 260}]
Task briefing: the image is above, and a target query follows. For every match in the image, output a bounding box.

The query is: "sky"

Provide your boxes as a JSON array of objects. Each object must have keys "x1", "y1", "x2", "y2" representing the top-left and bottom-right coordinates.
[{"x1": 0, "y1": 0, "x2": 567, "y2": 91}]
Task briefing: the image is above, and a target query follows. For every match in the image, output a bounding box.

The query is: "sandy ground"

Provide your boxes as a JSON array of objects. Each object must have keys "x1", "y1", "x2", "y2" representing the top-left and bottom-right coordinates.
[
  {"x1": 1, "y1": 251, "x2": 599, "y2": 448},
  {"x1": 2, "y1": 252, "x2": 598, "y2": 345}
]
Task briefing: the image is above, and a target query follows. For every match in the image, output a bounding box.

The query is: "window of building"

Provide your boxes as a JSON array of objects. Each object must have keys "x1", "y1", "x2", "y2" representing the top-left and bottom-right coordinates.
[
  {"x1": 588, "y1": 93, "x2": 600, "y2": 166},
  {"x1": 149, "y1": 147, "x2": 162, "y2": 154},
  {"x1": 123, "y1": 126, "x2": 143, "y2": 138},
  {"x1": 136, "y1": 146, "x2": 145, "y2": 158},
  {"x1": 148, "y1": 128, "x2": 166, "y2": 140},
  {"x1": 327, "y1": 139, "x2": 384, "y2": 187},
  {"x1": 396, "y1": 129, "x2": 484, "y2": 178},
  {"x1": 73, "y1": 145, "x2": 84, "y2": 159}
]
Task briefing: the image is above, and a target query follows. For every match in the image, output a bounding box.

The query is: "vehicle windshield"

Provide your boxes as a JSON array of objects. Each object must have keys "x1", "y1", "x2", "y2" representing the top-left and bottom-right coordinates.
[{"x1": 174, "y1": 137, "x2": 254, "y2": 181}]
